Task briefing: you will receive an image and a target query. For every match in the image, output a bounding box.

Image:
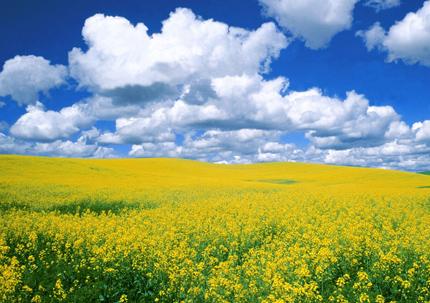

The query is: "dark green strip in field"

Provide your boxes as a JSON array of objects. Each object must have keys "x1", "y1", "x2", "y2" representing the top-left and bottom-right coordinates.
[{"x1": 257, "y1": 179, "x2": 297, "y2": 185}]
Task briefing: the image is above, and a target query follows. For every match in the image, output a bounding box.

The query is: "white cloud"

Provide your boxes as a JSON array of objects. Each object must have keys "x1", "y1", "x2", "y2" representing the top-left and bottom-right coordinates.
[
  {"x1": 384, "y1": 121, "x2": 411, "y2": 140},
  {"x1": 212, "y1": 76, "x2": 401, "y2": 150},
  {"x1": 10, "y1": 102, "x2": 93, "y2": 141},
  {"x1": 0, "y1": 55, "x2": 67, "y2": 105},
  {"x1": 33, "y1": 140, "x2": 114, "y2": 158},
  {"x1": 0, "y1": 132, "x2": 114, "y2": 158},
  {"x1": 83, "y1": 95, "x2": 145, "y2": 120},
  {"x1": 356, "y1": 22, "x2": 386, "y2": 51},
  {"x1": 322, "y1": 140, "x2": 430, "y2": 171},
  {"x1": 129, "y1": 142, "x2": 181, "y2": 158},
  {"x1": 126, "y1": 125, "x2": 430, "y2": 171},
  {"x1": 98, "y1": 74, "x2": 401, "y2": 152},
  {"x1": 69, "y1": 9, "x2": 286, "y2": 93},
  {"x1": 0, "y1": 133, "x2": 31, "y2": 154},
  {"x1": 1, "y1": 8, "x2": 429, "y2": 171},
  {"x1": 259, "y1": 0, "x2": 358, "y2": 49},
  {"x1": 78, "y1": 127, "x2": 101, "y2": 143},
  {"x1": 64, "y1": 9, "x2": 417, "y2": 168},
  {"x1": 358, "y1": 1, "x2": 430, "y2": 66},
  {"x1": 183, "y1": 129, "x2": 278, "y2": 158},
  {"x1": 257, "y1": 142, "x2": 304, "y2": 162},
  {"x1": 128, "y1": 129, "x2": 292, "y2": 163},
  {"x1": 97, "y1": 100, "x2": 227, "y2": 144},
  {"x1": 364, "y1": 0, "x2": 401, "y2": 12},
  {"x1": 414, "y1": 120, "x2": 430, "y2": 142}
]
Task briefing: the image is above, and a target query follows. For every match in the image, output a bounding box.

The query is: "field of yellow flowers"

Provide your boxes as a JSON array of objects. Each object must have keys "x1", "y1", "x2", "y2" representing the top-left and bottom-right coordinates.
[{"x1": 1, "y1": 155, "x2": 430, "y2": 302}]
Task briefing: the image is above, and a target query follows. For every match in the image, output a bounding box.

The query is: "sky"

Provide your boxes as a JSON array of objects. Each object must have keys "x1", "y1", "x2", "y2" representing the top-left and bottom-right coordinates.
[{"x1": 0, "y1": 0, "x2": 430, "y2": 171}]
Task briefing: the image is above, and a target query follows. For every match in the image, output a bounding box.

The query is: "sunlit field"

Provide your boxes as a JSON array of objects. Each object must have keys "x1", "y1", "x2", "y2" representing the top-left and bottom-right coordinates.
[{"x1": 1, "y1": 155, "x2": 430, "y2": 302}]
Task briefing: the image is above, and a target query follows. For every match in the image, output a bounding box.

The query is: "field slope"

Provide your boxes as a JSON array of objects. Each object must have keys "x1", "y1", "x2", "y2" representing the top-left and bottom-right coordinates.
[{"x1": 1, "y1": 155, "x2": 430, "y2": 302}]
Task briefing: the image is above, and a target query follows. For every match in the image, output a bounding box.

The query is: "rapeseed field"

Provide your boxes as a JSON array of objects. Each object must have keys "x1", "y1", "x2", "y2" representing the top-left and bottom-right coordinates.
[{"x1": 1, "y1": 155, "x2": 430, "y2": 302}]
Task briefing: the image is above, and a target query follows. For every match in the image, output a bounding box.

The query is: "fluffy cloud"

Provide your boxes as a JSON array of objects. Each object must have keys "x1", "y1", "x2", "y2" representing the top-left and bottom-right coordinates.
[
  {"x1": 99, "y1": 74, "x2": 402, "y2": 157},
  {"x1": 311, "y1": 121, "x2": 430, "y2": 171},
  {"x1": 33, "y1": 140, "x2": 114, "y2": 158},
  {"x1": 414, "y1": 120, "x2": 430, "y2": 143},
  {"x1": 69, "y1": 8, "x2": 286, "y2": 95},
  {"x1": 257, "y1": 142, "x2": 304, "y2": 162},
  {"x1": 322, "y1": 140, "x2": 430, "y2": 171},
  {"x1": 0, "y1": 132, "x2": 114, "y2": 158},
  {"x1": 0, "y1": 133, "x2": 30, "y2": 155},
  {"x1": 363, "y1": 0, "x2": 401, "y2": 11},
  {"x1": 356, "y1": 22, "x2": 386, "y2": 51},
  {"x1": 10, "y1": 102, "x2": 93, "y2": 141},
  {"x1": 182, "y1": 129, "x2": 280, "y2": 162},
  {"x1": 97, "y1": 100, "x2": 227, "y2": 144},
  {"x1": 0, "y1": 55, "x2": 67, "y2": 105},
  {"x1": 126, "y1": 126, "x2": 430, "y2": 171},
  {"x1": 129, "y1": 142, "x2": 181, "y2": 158},
  {"x1": 259, "y1": 0, "x2": 358, "y2": 49},
  {"x1": 358, "y1": 1, "x2": 430, "y2": 66},
  {"x1": 128, "y1": 129, "x2": 295, "y2": 163},
  {"x1": 1, "y1": 8, "x2": 429, "y2": 171}
]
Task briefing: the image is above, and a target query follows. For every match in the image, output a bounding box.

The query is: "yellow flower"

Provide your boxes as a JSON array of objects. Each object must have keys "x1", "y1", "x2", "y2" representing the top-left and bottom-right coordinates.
[
  {"x1": 23, "y1": 285, "x2": 33, "y2": 293},
  {"x1": 359, "y1": 293, "x2": 370, "y2": 303},
  {"x1": 53, "y1": 279, "x2": 67, "y2": 300},
  {"x1": 336, "y1": 277, "x2": 346, "y2": 288},
  {"x1": 31, "y1": 295, "x2": 42, "y2": 303},
  {"x1": 1, "y1": 156, "x2": 430, "y2": 302},
  {"x1": 357, "y1": 271, "x2": 368, "y2": 282}
]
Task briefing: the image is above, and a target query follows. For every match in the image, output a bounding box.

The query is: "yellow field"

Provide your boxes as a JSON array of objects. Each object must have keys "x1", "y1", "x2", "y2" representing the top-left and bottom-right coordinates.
[{"x1": 1, "y1": 155, "x2": 430, "y2": 302}]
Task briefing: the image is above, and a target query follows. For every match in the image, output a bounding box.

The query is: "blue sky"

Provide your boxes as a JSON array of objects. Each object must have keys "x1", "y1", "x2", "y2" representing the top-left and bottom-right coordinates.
[{"x1": 1, "y1": 0, "x2": 430, "y2": 170}]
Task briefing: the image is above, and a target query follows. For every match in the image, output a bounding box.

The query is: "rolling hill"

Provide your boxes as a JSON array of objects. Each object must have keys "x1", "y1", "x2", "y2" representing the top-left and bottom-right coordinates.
[{"x1": 1, "y1": 155, "x2": 429, "y2": 302}]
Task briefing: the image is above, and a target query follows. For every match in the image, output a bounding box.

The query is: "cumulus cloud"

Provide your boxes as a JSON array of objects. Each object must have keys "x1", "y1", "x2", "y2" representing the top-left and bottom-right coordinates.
[
  {"x1": 128, "y1": 129, "x2": 293, "y2": 163},
  {"x1": 69, "y1": 8, "x2": 286, "y2": 95},
  {"x1": 0, "y1": 132, "x2": 114, "y2": 158},
  {"x1": 259, "y1": 0, "x2": 358, "y2": 49},
  {"x1": 0, "y1": 55, "x2": 67, "y2": 105},
  {"x1": 358, "y1": 1, "x2": 430, "y2": 66},
  {"x1": 94, "y1": 66, "x2": 430, "y2": 170},
  {"x1": 0, "y1": 133, "x2": 30, "y2": 155},
  {"x1": 33, "y1": 140, "x2": 114, "y2": 158},
  {"x1": 414, "y1": 120, "x2": 430, "y2": 143},
  {"x1": 356, "y1": 22, "x2": 386, "y2": 51},
  {"x1": 257, "y1": 141, "x2": 304, "y2": 162},
  {"x1": 97, "y1": 99, "x2": 227, "y2": 144},
  {"x1": 99, "y1": 74, "x2": 402, "y2": 154},
  {"x1": 10, "y1": 102, "x2": 93, "y2": 141},
  {"x1": 129, "y1": 142, "x2": 181, "y2": 159},
  {"x1": 364, "y1": 0, "x2": 401, "y2": 11},
  {"x1": 126, "y1": 125, "x2": 430, "y2": 171},
  {"x1": 1, "y1": 8, "x2": 429, "y2": 171},
  {"x1": 322, "y1": 140, "x2": 430, "y2": 171}
]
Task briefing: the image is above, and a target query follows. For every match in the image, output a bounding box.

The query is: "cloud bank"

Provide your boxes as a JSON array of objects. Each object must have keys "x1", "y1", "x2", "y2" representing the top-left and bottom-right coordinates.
[{"x1": 0, "y1": 7, "x2": 429, "y2": 171}]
